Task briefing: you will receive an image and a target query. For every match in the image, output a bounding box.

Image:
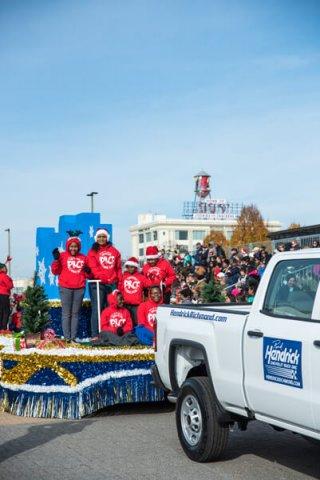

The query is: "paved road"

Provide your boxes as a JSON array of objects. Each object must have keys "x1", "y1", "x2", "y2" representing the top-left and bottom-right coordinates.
[{"x1": 1, "y1": 403, "x2": 320, "y2": 480}]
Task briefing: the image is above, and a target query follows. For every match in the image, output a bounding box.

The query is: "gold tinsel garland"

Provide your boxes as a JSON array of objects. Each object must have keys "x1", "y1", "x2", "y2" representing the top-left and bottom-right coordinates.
[{"x1": 0, "y1": 348, "x2": 155, "y2": 386}]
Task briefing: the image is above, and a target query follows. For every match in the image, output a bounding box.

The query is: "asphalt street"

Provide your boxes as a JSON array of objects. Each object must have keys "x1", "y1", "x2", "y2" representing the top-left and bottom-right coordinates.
[{"x1": 1, "y1": 402, "x2": 320, "y2": 480}]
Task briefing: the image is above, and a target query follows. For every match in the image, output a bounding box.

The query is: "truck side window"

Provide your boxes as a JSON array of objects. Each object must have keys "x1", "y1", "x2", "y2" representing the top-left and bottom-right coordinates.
[{"x1": 263, "y1": 259, "x2": 320, "y2": 320}]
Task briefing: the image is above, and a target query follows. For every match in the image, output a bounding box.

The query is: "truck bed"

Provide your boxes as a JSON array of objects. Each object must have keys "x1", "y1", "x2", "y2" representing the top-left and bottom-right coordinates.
[{"x1": 156, "y1": 304, "x2": 250, "y2": 414}]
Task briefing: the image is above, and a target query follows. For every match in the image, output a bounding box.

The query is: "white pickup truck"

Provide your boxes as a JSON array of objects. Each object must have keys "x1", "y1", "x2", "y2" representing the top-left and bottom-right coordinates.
[{"x1": 152, "y1": 249, "x2": 320, "y2": 462}]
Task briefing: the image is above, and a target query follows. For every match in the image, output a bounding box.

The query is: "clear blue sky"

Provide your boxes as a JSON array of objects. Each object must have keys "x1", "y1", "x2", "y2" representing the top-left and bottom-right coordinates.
[{"x1": 1, "y1": 0, "x2": 320, "y2": 277}]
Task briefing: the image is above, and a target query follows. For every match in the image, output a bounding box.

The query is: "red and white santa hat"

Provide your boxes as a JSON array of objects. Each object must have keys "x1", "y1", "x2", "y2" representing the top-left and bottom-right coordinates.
[
  {"x1": 145, "y1": 246, "x2": 160, "y2": 259},
  {"x1": 94, "y1": 229, "x2": 110, "y2": 242},
  {"x1": 125, "y1": 257, "x2": 139, "y2": 269}
]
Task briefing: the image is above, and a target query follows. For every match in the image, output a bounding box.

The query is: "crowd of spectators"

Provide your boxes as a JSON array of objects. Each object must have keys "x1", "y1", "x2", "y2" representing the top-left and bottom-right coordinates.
[
  {"x1": 159, "y1": 237, "x2": 320, "y2": 306},
  {"x1": 2, "y1": 233, "x2": 319, "y2": 345}
]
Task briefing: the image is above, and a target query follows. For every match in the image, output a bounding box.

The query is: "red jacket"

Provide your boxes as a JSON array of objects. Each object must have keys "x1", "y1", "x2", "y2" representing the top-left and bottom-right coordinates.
[
  {"x1": 87, "y1": 243, "x2": 122, "y2": 285},
  {"x1": 100, "y1": 291, "x2": 133, "y2": 335},
  {"x1": 137, "y1": 297, "x2": 163, "y2": 332},
  {"x1": 118, "y1": 271, "x2": 148, "y2": 305},
  {"x1": 142, "y1": 258, "x2": 176, "y2": 292},
  {"x1": 0, "y1": 272, "x2": 13, "y2": 296},
  {"x1": 51, "y1": 238, "x2": 89, "y2": 289}
]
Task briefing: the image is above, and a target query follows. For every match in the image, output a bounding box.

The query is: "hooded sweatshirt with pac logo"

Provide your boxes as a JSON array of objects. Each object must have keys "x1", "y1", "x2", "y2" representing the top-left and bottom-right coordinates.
[
  {"x1": 0, "y1": 271, "x2": 13, "y2": 296},
  {"x1": 51, "y1": 237, "x2": 89, "y2": 289},
  {"x1": 142, "y1": 258, "x2": 176, "y2": 293},
  {"x1": 87, "y1": 243, "x2": 122, "y2": 285},
  {"x1": 100, "y1": 291, "x2": 133, "y2": 334},
  {"x1": 137, "y1": 292, "x2": 163, "y2": 332},
  {"x1": 118, "y1": 270, "x2": 148, "y2": 305}
]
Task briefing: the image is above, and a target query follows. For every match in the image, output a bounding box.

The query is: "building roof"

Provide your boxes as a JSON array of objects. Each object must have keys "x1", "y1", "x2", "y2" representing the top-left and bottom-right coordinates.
[{"x1": 268, "y1": 224, "x2": 320, "y2": 240}]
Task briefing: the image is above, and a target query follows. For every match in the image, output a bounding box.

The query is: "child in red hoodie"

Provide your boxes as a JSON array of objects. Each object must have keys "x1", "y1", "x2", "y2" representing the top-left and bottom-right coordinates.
[
  {"x1": 136, "y1": 286, "x2": 163, "y2": 346},
  {"x1": 142, "y1": 246, "x2": 176, "y2": 304},
  {"x1": 100, "y1": 290, "x2": 133, "y2": 336},
  {"x1": 51, "y1": 235, "x2": 90, "y2": 341},
  {"x1": 118, "y1": 257, "x2": 148, "y2": 326},
  {"x1": 0, "y1": 263, "x2": 13, "y2": 330}
]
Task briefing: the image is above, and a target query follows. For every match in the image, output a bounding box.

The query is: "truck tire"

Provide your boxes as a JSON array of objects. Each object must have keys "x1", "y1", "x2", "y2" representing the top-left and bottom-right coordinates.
[{"x1": 176, "y1": 376, "x2": 229, "y2": 462}]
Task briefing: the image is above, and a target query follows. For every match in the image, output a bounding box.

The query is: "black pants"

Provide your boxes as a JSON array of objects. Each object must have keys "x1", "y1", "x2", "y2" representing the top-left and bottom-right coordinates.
[
  {"x1": 163, "y1": 291, "x2": 171, "y2": 304},
  {"x1": 0, "y1": 294, "x2": 10, "y2": 330},
  {"x1": 125, "y1": 304, "x2": 138, "y2": 326},
  {"x1": 89, "y1": 283, "x2": 113, "y2": 337}
]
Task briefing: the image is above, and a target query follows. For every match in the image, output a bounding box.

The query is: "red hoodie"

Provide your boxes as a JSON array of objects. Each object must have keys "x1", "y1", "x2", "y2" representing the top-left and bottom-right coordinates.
[
  {"x1": 87, "y1": 243, "x2": 121, "y2": 285},
  {"x1": 0, "y1": 271, "x2": 13, "y2": 296},
  {"x1": 137, "y1": 294, "x2": 163, "y2": 333},
  {"x1": 118, "y1": 270, "x2": 148, "y2": 305},
  {"x1": 100, "y1": 290, "x2": 133, "y2": 334},
  {"x1": 51, "y1": 237, "x2": 89, "y2": 289},
  {"x1": 142, "y1": 258, "x2": 176, "y2": 293}
]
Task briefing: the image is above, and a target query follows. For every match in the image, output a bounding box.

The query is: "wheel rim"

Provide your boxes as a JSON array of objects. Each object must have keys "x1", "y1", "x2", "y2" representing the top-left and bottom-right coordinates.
[{"x1": 180, "y1": 394, "x2": 203, "y2": 446}]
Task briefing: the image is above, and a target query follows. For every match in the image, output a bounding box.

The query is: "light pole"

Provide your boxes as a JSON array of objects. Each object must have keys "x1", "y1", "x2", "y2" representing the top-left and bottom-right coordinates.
[
  {"x1": 4, "y1": 228, "x2": 11, "y2": 275},
  {"x1": 86, "y1": 192, "x2": 98, "y2": 213}
]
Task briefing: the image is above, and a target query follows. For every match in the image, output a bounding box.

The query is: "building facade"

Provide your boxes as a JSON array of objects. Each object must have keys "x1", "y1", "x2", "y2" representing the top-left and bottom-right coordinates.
[
  {"x1": 268, "y1": 224, "x2": 320, "y2": 250},
  {"x1": 130, "y1": 213, "x2": 282, "y2": 259}
]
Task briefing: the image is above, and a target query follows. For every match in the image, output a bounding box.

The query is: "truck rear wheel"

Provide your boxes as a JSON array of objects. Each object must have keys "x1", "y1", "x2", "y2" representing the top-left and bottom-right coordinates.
[{"x1": 176, "y1": 376, "x2": 229, "y2": 462}]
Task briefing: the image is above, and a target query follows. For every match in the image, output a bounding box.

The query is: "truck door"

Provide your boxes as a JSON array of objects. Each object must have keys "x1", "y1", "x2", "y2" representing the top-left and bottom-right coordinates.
[
  {"x1": 244, "y1": 256, "x2": 320, "y2": 430},
  {"x1": 310, "y1": 281, "x2": 320, "y2": 430}
]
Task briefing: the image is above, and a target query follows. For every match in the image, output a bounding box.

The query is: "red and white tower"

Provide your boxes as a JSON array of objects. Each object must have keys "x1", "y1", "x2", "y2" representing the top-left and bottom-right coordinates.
[{"x1": 194, "y1": 170, "x2": 211, "y2": 200}]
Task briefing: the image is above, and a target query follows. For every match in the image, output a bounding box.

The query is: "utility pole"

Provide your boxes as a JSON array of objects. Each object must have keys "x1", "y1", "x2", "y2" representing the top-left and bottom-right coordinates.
[
  {"x1": 86, "y1": 192, "x2": 98, "y2": 213},
  {"x1": 4, "y1": 228, "x2": 11, "y2": 275}
]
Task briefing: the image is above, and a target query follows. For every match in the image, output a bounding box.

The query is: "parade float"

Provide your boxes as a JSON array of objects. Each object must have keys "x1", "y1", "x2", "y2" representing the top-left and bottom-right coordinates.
[
  {"x1": 0, "y1": 212, "x2": 164, "y2": 420},
  {"x1": 0, "y1": 333, "x2": 163, "y2": 420}
]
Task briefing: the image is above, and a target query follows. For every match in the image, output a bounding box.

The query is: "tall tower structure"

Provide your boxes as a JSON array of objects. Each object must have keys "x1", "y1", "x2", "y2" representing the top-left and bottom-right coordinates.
[
  {"x1": 182, "y1": 171, "x2": 242, "y2": 220},
  {"x1": 194, "y1": 170, "x2": 211, "y2": 202}
]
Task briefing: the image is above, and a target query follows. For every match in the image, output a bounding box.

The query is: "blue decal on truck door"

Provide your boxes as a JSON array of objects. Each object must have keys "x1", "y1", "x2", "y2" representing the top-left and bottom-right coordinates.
[{"x1": 263, "y1": 337, "x2": 303, "y2": 389}]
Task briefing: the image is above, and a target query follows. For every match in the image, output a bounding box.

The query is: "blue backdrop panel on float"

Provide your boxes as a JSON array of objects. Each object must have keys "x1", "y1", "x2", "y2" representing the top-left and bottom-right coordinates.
[{"x1": 35, "y1": 212, "x2": 112, "y2": 300}]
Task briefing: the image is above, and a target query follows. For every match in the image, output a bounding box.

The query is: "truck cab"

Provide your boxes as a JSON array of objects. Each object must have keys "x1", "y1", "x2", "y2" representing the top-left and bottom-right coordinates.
[{"x1": 153, "y1": 250, "x2": 320, "y2": 462}]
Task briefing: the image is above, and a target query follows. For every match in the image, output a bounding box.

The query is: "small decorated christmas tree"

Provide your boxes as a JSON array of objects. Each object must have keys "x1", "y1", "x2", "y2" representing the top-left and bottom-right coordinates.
[
  {"x1": 22, "y1": 285, "x2": 50, "y2": 334},
  {"x1": 201, "y1": 280, "x2": 226, "y2": 303}
]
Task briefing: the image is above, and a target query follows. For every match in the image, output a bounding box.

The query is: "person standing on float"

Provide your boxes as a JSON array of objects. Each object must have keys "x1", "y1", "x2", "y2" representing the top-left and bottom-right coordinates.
[
  {"x1": 142, "y1": 246, "x2": 176, "y2": 304},
  {"x1": 87, "y1": 229, "x2": 122, "y2": 338},
  {"x1": 0, "y1": 263, "x2": 14, "y2": 330},
  {"x1": 51, "y1": 235, "x2": 90, "y2": 342}
]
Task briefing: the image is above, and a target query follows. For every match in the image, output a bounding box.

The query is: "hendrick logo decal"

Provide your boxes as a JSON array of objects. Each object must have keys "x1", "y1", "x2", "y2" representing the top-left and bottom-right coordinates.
[{"x1": 263, "y1": 337, "x2": 303, "y2": 389}]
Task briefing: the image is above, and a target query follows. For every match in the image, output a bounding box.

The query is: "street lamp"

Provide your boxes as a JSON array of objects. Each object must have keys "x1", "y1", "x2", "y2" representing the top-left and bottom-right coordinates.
[
  {"x1": 4, "y1": 228, "x2": 11, "y2": 275},
  {"x1": 86, "y1": 192, "x2": 98, "y2": 213}
]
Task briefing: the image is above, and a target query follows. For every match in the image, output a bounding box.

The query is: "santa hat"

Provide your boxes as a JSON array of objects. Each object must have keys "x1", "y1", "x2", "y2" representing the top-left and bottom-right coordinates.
[
  {"x1": 146, "y1": 246, "x2": 160, "y2": 259},
  {"x1": 94, "y1": 229, "x2": 110, "y2": 242},
  {"x1": 125, "y1": 257, "x2": 139, "y2": 269}
]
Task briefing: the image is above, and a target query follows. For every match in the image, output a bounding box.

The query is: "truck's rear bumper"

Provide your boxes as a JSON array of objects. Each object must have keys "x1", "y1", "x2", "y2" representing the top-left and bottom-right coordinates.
[{"x1": 151, "y1": 365, "x2": 170, "y2": 393}]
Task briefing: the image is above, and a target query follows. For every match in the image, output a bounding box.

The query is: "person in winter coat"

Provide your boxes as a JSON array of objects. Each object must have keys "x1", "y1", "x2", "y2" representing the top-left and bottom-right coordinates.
[
  {"x1": 183, "y1": 251, "x2": 194, "y2": 268},
  {"x1": 136, "y1": 285, "x2": 163, "y2": 346},
  {"x1": 0, "y1": 263, "x2": 14, "y2": 330},
  {"x1": 193, "y1": 243, "x2": 208, "y2": 267},
  {"x1": 223, "y1": 258, "x2": 240, "y2": 290},
  {"x1": 87, "y1": 229, "x2": 122, "y2": 338},
  {"x1": 118, "y1": 257, "x2": 148, "y2": 325},
  {"x1": 142, "y1": 246, "x2": 176, "y2": 304},
  {"x1": 100, "y1": 290, "x2": 133, "y2": 336},
  {"x1": 215, "y1": 242, "x2": 226, "y2": 259},
  {"x1": 51, "y1": 236, "x2": 90, "y2": 341}
]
